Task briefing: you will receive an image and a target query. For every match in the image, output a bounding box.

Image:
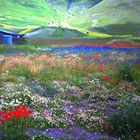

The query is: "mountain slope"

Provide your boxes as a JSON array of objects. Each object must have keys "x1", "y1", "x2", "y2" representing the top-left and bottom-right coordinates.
[
  {"x1": 67, "y1": 0, "x2": 140, "y2": 35},
  {"x1": 46, "y1": 0, "x2": 103, "y2": 12},
  {"x1": 0, "y1": 0, "x2": 58, "y2": 31},
  {"x1": 90, "y1": 0, "x2": 140, "y2": 26}
]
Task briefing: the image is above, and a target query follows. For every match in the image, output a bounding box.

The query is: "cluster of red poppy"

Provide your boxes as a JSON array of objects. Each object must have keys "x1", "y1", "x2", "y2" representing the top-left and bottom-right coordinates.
[
  {"x1": 85, "y1": 65, "x2": 118, "y2": 84},
  {"x1": 98, "y1": 65, "x2": 109, "y2": 80},
  {"x1": 79, "y1": 42, "x2": 140, "y2": 48},
  {"x1": 0, "y1": 105, "x2": 32, "y2": 124}
]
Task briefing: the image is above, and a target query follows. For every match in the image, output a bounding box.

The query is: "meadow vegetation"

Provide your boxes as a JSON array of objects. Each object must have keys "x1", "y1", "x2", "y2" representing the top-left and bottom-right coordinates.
[{"x1": 0, "y1": 45, "x2": 140, "y2": 140}]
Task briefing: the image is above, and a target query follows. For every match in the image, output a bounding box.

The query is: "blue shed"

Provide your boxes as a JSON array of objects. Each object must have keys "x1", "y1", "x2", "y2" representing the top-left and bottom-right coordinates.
[
  {"x1": 3, "y1": 35, "x2": 13, "y2": 45},
  {"x1": 0, "y1": 29, "x2": 24, "y2": 45}
]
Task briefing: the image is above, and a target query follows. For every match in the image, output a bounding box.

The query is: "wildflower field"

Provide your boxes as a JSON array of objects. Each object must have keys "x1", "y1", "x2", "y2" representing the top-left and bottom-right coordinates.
[{"x1": 0, "y1": 43, "x2": 140, "y2": 140}]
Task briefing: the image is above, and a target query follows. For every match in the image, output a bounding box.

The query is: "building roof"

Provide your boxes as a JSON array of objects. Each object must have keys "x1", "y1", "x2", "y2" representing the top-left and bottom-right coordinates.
[{"x1": 0, "y1": 29, "x2": 24, "y2": 37}]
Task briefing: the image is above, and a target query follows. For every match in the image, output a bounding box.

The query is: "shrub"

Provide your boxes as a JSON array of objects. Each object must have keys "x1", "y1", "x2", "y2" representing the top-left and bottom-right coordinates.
[
  {"x1": 118, "y1": 64, "x2": 134, "y2": 82},
  {"x1": 131, "y1": 67, "x2": 140, "y2": 94},
  {"x1": 106, "y1": 101, "x2": 140, "y2": 140}
]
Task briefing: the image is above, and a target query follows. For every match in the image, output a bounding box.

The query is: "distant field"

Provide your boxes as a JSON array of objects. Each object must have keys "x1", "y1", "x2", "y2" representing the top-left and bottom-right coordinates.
[
  {"x1": 28, "y1": 38, "x2": 113, "y2": 46},
  {"x1": 28, "y1": 37, "x2": 140, "y2": 46}
]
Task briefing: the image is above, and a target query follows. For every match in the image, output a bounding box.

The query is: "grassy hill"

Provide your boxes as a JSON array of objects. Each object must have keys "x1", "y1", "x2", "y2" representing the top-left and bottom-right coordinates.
[
  {"x1": 24, "y1": 27, "x2": 88, "y2": 38},
  {"x1": 68, "y1": 0, "x2": 140, "y2": 35},
  {"x1": 90, "y1": 0, "x2": 140, "y2": 26},
  {"x1": 91, "y1": 0, "x2": 140, "y2": 35},
  {"x1": 0, "y1": 0, "x2": 58, "y2": 31}
]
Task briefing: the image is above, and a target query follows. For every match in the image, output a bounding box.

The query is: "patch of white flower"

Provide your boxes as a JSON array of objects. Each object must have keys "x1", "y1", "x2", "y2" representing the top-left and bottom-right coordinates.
[
  {"x1": 0, "y1": 56, "x2": 5, "y2": 63},
  {"x1": 52, "y1": 80, "x2": 81, "y2": 94}
]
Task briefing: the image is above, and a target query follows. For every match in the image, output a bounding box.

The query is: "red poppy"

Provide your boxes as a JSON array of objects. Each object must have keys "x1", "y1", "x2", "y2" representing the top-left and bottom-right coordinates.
[
  {"x1": 4, "y1": 110, "x2": 8, "y2": 114},
  {"x1": 28, "y1": 110, "x2": 32, "y2": 115},
  {"x1": 98, "y1": 65, "x2": 107, "y2": 72},
  {"x1": 0, "y1": 112, "x2": 2, "y2": 116},
  {"x1": 102, "y1": 75, "x2": 109, "y2": 80},
  {"x1": 113, "y1": 79, "x2": 118, "y2": 84},
  {"x1": 21, "y1": 105, "x2": 27, "y2": 111},
  {"x1": 90, "y1": 54, "x2": 101, "y2": 60}
]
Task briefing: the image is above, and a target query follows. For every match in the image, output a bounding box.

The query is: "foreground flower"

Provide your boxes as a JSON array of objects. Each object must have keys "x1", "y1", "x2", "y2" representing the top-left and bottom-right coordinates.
[
  {"x1": 0, "y1": 105, "x2": 32, "y2": 124},
  {"x1": 0, "y1": 105, "x2": 32, "y2": 139}
]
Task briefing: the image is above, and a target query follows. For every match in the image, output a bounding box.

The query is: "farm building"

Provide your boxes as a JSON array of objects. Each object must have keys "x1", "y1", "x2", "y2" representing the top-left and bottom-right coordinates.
[{"x1": 0, "y1": 29, "x2": 24, "y2": 45}]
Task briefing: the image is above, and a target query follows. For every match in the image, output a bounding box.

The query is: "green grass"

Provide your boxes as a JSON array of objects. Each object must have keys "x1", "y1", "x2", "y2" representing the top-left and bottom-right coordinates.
[
  {"x1": 37, "y1": 66, "x2": 85, "y2": 82},
  {"x1": 0, "y1": 44, "x2": 54, "y2": 54},
  {"x1": 9, "y1": 64, "x2": 34, "y2": 80}
]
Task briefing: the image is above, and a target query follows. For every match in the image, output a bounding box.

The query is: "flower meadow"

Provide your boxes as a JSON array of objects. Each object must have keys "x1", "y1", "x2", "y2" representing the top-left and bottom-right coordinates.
[{"x1": 0, "y1": 44, "x2": 140, "y2": 140}]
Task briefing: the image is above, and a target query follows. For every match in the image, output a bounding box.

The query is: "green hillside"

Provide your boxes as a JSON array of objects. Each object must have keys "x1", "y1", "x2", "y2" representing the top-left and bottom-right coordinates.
[
  {"x1": 67, "y1": 0, "x2": 140, "y2": 35},
  {"x1": 0, "y1": 0, "x2": 140, "y2": 37},
  {"x1": 0, "y1": 0, "x2": 58, "y2": 31},
  {"x1": 89, "y1": 0, "x2": 140, "y2": 27},
  {"x1": 24, "y1": 27, "x2": 87, "y2": 38},
  {"x1": 90, "y1": 0, "x2": 140, "y2": 35}
]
